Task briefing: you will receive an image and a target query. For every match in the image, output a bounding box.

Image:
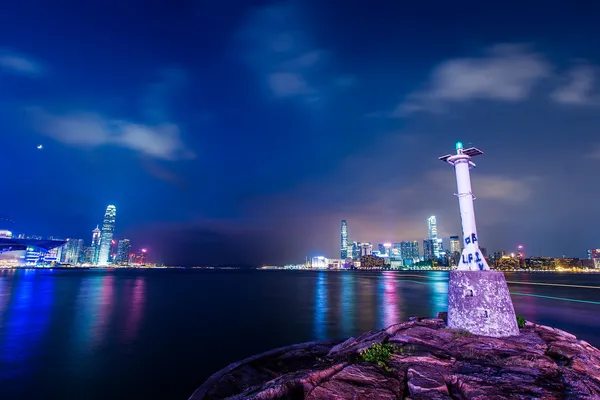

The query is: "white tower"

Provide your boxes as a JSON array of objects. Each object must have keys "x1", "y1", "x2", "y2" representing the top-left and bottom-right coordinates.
[
  {"x1": 439, "y1": 142, "x2": 519, "y2": 337},
  {"x1": 439, "y1": 142, "x2": 489, "y2": 271}
]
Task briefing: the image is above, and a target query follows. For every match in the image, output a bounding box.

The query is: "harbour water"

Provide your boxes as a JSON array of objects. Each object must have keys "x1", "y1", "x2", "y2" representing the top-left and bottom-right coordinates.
[{"x1": 1, "y1": 269, "x2": 599, "y2": 399}]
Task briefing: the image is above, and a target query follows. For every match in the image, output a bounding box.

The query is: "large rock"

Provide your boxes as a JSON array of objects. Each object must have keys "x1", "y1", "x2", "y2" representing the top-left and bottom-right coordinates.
[{"x1": 189, "y1": 319, "x2": 600, "y2": 400}]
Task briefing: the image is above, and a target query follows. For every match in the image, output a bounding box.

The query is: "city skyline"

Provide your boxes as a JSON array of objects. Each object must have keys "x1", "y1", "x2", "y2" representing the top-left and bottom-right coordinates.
[
  {"x1": 2, "y1": 2, "x2": 600, "y2": 264},
  {"x1": 0, "y1": 204, "x2": 149, "y2": 267}
]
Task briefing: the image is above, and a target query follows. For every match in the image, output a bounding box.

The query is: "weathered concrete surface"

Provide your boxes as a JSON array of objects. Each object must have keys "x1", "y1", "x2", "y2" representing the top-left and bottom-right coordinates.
[
  {"x1": 189, "y1": 318, "x2": 600, "y2": 399},
  {"x1": 447, "y1": 270, "x2": 519, "y2": 337}
]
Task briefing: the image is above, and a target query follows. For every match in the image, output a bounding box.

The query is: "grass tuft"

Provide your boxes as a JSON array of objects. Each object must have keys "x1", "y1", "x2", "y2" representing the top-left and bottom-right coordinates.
[{"x1": 359, "y1": 343, "x2": 397, "y2": 371}]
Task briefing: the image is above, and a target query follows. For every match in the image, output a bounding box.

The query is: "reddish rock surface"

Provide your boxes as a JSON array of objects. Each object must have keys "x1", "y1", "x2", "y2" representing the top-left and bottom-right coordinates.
[{"x1": 189, "y1": 318, "x2": 600, "y2": 399}]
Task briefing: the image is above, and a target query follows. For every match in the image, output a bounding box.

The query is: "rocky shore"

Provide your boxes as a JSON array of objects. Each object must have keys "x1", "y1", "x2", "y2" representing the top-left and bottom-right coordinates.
[{"x1": 189, "y1": 315, "x2": 600, "y2": 399}]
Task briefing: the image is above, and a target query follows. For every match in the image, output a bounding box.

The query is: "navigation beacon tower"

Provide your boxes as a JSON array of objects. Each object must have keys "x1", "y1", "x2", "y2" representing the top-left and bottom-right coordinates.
[
  {"x1": 439, "y1": 142, "x2": 489, "y2": 271},
  {"x1": 439, "y1": 142, "x2": 519, "y2": 337}
]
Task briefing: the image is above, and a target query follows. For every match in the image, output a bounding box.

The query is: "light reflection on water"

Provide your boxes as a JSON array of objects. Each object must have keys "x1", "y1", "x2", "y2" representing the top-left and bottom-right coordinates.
[
  {"x1": 339, "y1": 272, "x2": 355, "y2": 338},
  {"x1": 313, "y1": 272, "x2": 328, "y2": 340},
  {"x1": 0, "y1": 269, "x2": 599, "y2": 400},
  {"x1": 379, "y1": 272, "x2": 399, "y2": 327},
  {"x1": 0, "y1": 270, "x2": 54, "y2": 379}
]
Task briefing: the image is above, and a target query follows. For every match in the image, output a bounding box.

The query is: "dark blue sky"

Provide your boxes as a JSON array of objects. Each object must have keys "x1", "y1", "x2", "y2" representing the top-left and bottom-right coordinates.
[{"x1": 2, "y1": 0, "x2": 600, "y2": 264}]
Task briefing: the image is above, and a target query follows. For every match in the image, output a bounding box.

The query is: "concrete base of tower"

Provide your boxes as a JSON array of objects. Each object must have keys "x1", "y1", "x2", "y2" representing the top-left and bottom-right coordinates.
[{"x1": 447, "y1": 270, "x2": 519, "y2": 337}]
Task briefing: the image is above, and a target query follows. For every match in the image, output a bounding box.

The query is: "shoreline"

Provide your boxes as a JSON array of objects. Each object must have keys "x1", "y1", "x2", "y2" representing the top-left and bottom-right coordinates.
[{"x1": 189, "y1": 316, "x2": 600, "y2": 399}]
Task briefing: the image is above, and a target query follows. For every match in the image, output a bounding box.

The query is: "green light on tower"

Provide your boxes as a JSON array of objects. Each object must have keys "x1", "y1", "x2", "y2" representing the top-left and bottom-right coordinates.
[{"x1": 456, "y1": 141, "x2": 463, "y2": 150}]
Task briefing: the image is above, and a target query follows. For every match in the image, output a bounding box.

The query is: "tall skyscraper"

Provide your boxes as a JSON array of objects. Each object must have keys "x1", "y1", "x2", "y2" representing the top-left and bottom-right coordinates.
[
  {"x1": 340, "y1": 220, "x2": 348, "y2": 259},
  {"x1": 91, "y1": 225, "x2": 101, "y2": 265},
  {"x1": 117, "y1": 239, "x2": 131, "y2": 264},
  {"x1": 427, "y1": 216, "x2": 440, "y2": 258},
  {"x1": 97, "y1": 205, "x2": 117, "y2": 266}
]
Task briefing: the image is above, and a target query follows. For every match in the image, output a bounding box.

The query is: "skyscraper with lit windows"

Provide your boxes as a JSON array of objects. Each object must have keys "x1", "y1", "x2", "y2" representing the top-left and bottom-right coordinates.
[
  {"x1": 91, "y1": 225, "x2": 101, "y2": 264},
  {"x1": 340, "y1": 220, "x2": 348, "y2": 259},
  {"x1": 427, "y1": 216, "x2": 440, "y2": 258},
  {"x1": 97, "y1": 205, "x2": 116, "y2": 266},
  {"x1": 117, "y1": 239, "x2": 131, "y2": 264}
]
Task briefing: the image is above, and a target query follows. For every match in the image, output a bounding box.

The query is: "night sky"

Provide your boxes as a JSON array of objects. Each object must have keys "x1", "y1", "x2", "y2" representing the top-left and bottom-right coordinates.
[{"x1": 1, "y1": 0, "x2": 600, "y2": 265}]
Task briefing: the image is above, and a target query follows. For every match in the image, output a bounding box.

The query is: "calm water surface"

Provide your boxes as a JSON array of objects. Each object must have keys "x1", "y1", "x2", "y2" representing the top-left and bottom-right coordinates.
[{"x1": 1, "y1": 269, "x2": 599, "y2": 399}]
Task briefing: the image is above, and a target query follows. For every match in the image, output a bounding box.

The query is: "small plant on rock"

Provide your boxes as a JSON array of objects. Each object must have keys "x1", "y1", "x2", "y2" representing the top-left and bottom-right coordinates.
[
  {"x1": 516, "y1": 316, "x2": 526, "y2": 329},
  {"x1": 359, "y1": 343, "x2": 397, "y2": 371},
  {"x1": 452, "y1": 328, "x2": 475, "y2": 339}
]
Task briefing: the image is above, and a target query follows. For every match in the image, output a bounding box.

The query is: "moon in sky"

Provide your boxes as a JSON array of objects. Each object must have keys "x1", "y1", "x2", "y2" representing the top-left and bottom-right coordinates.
[{"x1": 37, "y1": 144, "x2": 43, "y2": 149}]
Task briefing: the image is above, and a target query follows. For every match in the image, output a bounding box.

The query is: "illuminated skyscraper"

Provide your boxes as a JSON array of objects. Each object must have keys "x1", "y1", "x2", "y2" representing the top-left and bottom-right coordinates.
[
  {"x1": 360, "y1": 242, "x2": 373, "y2": 257},
  {"x1": 352, "y1": 241, "x2": 361, "y2": 259},
  {"x1": 423, "y1": 238, "x2": 435, "y2": 261},
  {"x1": 427, "y1": 216, "x2": 440, "y2": 258},
  {"x1": 97, "y1": 205, "x2": 116, "y2": 266},
  {"x1": 61, "y1": 238, "x2": 84, "y2": 264},
  {"x1": 340, "y1": 220, "x2": 348, "y2": 259},
  {"x1": 91, "y1": 225, "x2": 101, "y2": 264},
  {"x1": 117, "y1": 239, "x2": 131, "y2": 264}
]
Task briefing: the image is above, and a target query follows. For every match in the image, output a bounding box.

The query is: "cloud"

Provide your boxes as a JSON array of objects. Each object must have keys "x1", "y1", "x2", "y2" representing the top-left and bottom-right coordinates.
[
  {"x1": 588, "y1": 144, "x2": 600, "y2": 160},
  {"x1": 0, "y1": 50, "x2": 44, "y2": 77},
  {"x1": 236, "y1": 2, "x2": 352, "y2": 102},
  {"x1": 267, "y1": 72, "x2": 314, "y2": 97},
  {"x1": 31, "y1": 109, "x2": 194, "y2": 161},
  {"x1": 551, "y1": 64, "x2": 598, "y2": 105},
  {"x1": 397, "y1": 44, "x2": 551, "y2": 115},
  {"x1": 426, "y1": 170, "x2": 536, "y2": 203}
]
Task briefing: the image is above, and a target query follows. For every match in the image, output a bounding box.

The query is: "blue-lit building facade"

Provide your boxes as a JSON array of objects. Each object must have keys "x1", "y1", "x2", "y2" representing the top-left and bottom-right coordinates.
[{"x1": 97, "y1": 205, "x2": 116, "y2": 266}]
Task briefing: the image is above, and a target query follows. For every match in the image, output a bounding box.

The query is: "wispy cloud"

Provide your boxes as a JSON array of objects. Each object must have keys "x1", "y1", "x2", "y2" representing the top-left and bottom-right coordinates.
[
  {"x1": 551, "y1": 64, "x2": 598, "y2": 106},
  {"x1": 0, "y1": 50, "x2": 44, "y2": 77},
  {"x1": 236, "y1": 2, "x2": 353, "y2": 102},
  {"x1": 397, "y1": 44, "x2": 550, "y2": 116},
  {"x1": 588, "y1": 144, "x2": 600, "y2": 160},
  {"x1": 31, "y1": 108, "x2": 194, "y2": 161}
]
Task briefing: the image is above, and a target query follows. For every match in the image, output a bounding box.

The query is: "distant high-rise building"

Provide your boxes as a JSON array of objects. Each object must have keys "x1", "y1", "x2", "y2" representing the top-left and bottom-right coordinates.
[
  {"x1": 377, "y1": 243, "x2": 391, "y2": 256},
  {"x1": 91, "y1": 225, "x2": 101, "y2": 265},
  {"x1": 135, "y1": 248, "x2": 148, "y2": 265},
  {"x1": 44, "y1": 246, "x2": 62, "y2": 263},
  {"x1": 588, "y1": 249, "x2": 600, "y2": 268},
  {"x1": 400, "y1": 241, "x2": 419, "y2": 261},
  {"x1": 352, "y1": 241, "x2": 361, "y2": 260},
  {"x1": 360, "y1": 242, "x2": 373, "y2": 257},
  {"x1": 61, "y1": 238, "x2": 84, "y2": 264},
  {"x1": 391, "y1": 243, "x2": 402, "y2": 260},
  {"x1": 117, "y1": 239, "x2": 131, "y2": 264},
  {"x1": 436, "y1": 238, "x2": 444, "y2": 253},
  {"x1": 98, "y1": 205, "x2": 117, "y2": 266},
  {"x1": 449, "y1": 236, "x2": 461, "y2": 253},
  {"x1": 340, "y1": 220, "x2": 348, "y2": 259},
  {"x1": 427, "y1": 216, "x2": 440, "y2": 258},
  {"x1": 423, "y1": 238, "x2": 435, "y2": 261}
]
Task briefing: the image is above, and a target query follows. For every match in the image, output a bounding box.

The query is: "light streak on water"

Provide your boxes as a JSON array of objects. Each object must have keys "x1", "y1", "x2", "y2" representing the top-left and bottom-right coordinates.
[
  {"x1": 510, "y1": 292, "x2": 600, "y2": 305},
  {"x1": 507, "y1": 281, "x2": 600, "y2": 290}
]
